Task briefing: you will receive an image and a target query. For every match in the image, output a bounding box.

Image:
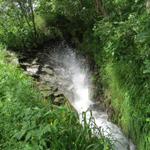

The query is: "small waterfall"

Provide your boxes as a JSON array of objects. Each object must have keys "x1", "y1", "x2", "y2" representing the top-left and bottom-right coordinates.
[{"x1": 45, "y1": 42, "x2": 135, "y2": 150}]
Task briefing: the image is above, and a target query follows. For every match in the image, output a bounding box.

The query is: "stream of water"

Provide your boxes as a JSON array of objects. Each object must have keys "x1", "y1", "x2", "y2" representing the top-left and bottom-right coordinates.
[{"x1": 42, "y1": 43, "x2": 135, "y2": 150}]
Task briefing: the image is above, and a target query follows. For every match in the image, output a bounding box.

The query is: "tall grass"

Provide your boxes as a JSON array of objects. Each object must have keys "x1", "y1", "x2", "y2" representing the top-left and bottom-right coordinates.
[
  {"x1": 85, "y1": 10, "x2": 150, "y2": 149},
  {"x1": 103, "y1": 60, "x2": 150, "y2": 149}
]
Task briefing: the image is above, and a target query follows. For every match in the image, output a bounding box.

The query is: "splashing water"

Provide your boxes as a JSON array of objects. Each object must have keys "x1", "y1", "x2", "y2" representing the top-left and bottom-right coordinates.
[{"x1": 46, "y1": 43, "x2": 135, "y2": 150}]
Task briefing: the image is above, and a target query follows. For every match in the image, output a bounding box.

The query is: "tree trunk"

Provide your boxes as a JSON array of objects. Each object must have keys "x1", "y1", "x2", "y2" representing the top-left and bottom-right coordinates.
[
  {"x1": 28, "y1": 0, "x2": 37, "y2": 41},
  {"x1": 17, "y1": 0, "x2": 31, "y2": 28},
  {"x1": 94, "y1": 0, "x2": 107, "y2": 16},
  {"x1": 79, "y1": 0, "x2": 83, "y2": 8},
  {"x1": 146, "y1": 0, "x2": 150, "y2": 13}
]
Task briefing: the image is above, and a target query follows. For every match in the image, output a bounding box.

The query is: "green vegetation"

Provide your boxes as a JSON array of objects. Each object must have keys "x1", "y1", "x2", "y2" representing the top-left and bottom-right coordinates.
[
  {"x1": 92, "y1": 13, "x2": 150, "y2": 149},
  {"x1": 0, "y1": 46, "x2": 111, "y2": 150},
  {"x1": 81, "y1": 2, "x2": 150, "y2": 149},
  {"x1": 0, "y1": 0, "x2": 150, "y2": 149}
]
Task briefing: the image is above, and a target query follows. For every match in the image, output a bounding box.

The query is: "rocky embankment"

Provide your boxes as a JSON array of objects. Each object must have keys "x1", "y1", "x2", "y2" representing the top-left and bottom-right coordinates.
[
  {"x1": 18, "y1": 44, "x2": 105, "y2": 111},
  {"x1": 19, "y1": 49, "x2": 68, "y2": 106}
]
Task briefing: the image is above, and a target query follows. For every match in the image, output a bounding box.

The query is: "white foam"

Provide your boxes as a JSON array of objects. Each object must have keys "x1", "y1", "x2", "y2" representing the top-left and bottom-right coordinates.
[{"x1": 48, "y1": 44, "x2": 136, "y2": 150}]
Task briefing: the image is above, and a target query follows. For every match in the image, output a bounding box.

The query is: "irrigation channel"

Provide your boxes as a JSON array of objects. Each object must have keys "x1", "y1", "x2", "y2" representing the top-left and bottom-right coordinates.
[{"x1": 22, "y1": 42, "x2": 136, "y2": 150}]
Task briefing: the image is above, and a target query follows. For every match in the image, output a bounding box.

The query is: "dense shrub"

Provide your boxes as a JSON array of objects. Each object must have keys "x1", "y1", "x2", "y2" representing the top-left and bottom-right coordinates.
[
  {"x1": 91, "y1": 9, "x2": 150, "y2": 150},
  {"x1": 76, "y1": 1, "x2": 150, "y2": 149}
]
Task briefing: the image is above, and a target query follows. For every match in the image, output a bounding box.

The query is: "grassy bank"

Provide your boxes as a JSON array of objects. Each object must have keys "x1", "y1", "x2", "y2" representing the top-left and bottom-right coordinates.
[
  {"x1": 96, "y1": 15, "x2": 150, "y2": 150},
  {"x1": 79, "y1": 11, "x2": 150, "y2": 149},
  {"x1": 103, "y1": 61, "x2": 149, "y2": 149},
  {"x1": 0, "y1": 46, "x2": 111, "y2": 150}
]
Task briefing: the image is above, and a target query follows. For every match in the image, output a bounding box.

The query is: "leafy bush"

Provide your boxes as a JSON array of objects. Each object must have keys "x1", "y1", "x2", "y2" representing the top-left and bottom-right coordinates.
[
  {"x1": 91, "y1": 7, "x2": 150, "y2": 150},
  {"x1": 77, "y1": 1, "x2": 150, "y2": 149}
]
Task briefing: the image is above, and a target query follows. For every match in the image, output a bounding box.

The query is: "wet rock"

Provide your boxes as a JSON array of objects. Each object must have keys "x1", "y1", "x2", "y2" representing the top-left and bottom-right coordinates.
[
  {"x1": 106, "y1": 106, "x2": 115, "y2": 120},
  {"x1": 26, "y1": 65, "x2": 39, "y2": 76},
  {"x1": 5, "y1": 51, "x2": 19, "y2": 66},
  {"x1": 43, "y1": 64, "x2": 52, "y2": 68},
  {"x1": 35, "y1": 79, "x2": 66, "y2": 105},
  {"x1": 20, "y1": 62, "x2": 30, "y2": 70},
  {"x1": 31, "y1": 58, "x2": 38, "y2": 65},
  {"x1": 88, "y1": 102, "x2": 105, "y2": 111},
  {"x1": 39, "y1": 74, "x2": 57, "y2": 85},
  {"x1": 20, "y1": 62, "x2": 31, "y2": 66},
  {"x1": 53, "y1": 96, "x2": 66, "y2": 105},
  {"x1": 54, "y1": 91, "x2": 64, "y2": 97},
  {"x1": 42, "y1": 91, "x2": 54, "y2": 98},
  {"x1": 37, "y1": 83, "x2": 52, "y2": 91},
  {"x1": 52, "y1": 87, "x2": 58, "y2": 92},
  {"x1": 41, "y1": 67, "x2": 54, "y2": 75}
]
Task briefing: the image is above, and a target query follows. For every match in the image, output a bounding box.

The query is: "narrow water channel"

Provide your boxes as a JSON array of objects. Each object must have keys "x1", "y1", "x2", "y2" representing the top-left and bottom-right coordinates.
[
  {"x1": 25, "y1": 42, "x2": 135, "y2": 150},
  {"x1": 41, "y1": 43, "x2": 136, "y2": 150}
]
